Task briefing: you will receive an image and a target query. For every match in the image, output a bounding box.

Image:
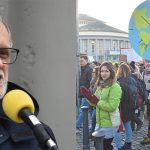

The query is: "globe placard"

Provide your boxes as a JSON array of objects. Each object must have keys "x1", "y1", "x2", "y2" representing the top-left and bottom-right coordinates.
[{"x1": 128, "y1": 0, "x2": 150, "y2": 60}]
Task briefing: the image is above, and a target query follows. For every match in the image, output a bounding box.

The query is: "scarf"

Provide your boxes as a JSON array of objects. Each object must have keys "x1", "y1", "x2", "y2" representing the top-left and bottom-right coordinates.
[{"x1": 99, "y1": 78, "x2": 117, "y2": 89}]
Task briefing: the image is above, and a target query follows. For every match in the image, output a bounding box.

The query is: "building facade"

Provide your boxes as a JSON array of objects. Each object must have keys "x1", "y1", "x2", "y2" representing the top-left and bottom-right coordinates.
[{"x1": 78, "y1": 14, "x2": 131, "y2": 62}]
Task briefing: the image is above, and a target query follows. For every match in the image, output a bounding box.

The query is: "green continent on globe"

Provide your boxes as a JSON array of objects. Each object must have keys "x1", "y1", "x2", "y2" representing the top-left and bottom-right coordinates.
[
  {"x1": 139, "y1": 32, "x2": 150, "y2": 56},
  {"x1": 132, "y1": 7, "x2": 150, "y2": 56},
  {"x1": 133, "y1": 8, "x2": 150, "y2": 30}
]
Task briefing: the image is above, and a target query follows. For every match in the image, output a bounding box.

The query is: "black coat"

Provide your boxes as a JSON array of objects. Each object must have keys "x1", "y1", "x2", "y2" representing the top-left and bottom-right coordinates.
[
  {"x1": 118, "y1": 76, "x2": 137, "y2": 123},
  {"x1": 0, "y1": 82, "x2": 58, "y2": 150},
  {"x1": 79, "y1": 63, "x2": 92, "y2": 98}
]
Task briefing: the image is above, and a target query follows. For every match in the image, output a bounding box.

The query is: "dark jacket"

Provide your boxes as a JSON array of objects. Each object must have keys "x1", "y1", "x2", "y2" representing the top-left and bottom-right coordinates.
[
  {"x1": 79, "y1": 63, "x2": 92, "y2": 98},
  {"x1": 118, "y1": 76, "x2": 137, "y2": 123},
  {"x1": 146, "y1": 90, "x2": 150, "y2": 116},
  {"x1": 131, "y1": 73, "x2": 147, "y2": 103},
  {"x1": 0, "y1": 82, "x2": 57, "y2": 150}
]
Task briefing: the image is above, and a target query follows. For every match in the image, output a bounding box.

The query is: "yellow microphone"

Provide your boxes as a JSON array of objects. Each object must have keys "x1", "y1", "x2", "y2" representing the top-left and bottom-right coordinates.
[
  {"x1": 2, "y1": 89, "x2": 35, "y2": 123},
  {"x1": 2, "y1": 89, "x2": 58, "y2": 150}
]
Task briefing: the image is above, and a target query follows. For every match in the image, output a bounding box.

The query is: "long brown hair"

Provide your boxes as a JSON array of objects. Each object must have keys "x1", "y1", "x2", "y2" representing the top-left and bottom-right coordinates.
[
  {"x1": 116, "y1": 63, "x2": 131, "y2": 79},
  {"x1": 97, "y1": 62, "x2": 116, "y2": 87}
]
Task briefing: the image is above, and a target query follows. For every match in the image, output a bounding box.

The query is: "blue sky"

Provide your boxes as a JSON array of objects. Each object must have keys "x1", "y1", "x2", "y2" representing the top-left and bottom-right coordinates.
[{"x1": 78, "y1": 0, "x2": 145, "y2": 32}]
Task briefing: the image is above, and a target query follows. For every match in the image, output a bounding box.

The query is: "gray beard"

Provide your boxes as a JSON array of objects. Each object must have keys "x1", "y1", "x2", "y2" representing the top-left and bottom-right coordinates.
[{"x1": 0, "y1": 83, "x2": 7, "y2": 99}]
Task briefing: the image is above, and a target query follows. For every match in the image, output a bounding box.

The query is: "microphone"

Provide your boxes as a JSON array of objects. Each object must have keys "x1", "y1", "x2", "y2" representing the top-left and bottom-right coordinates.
[{"x1": 2, "y1": 89, "x2": 58, "y2": 150}]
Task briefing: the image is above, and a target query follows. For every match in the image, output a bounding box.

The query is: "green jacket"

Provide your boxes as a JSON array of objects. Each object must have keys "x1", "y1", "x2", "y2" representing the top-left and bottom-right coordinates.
[{"x1": 95, "y1": 82, "x2": 122, "y2": 127}]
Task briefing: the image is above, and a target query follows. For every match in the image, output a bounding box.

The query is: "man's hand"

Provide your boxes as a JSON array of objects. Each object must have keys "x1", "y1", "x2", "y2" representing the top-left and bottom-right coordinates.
[{"x1": 80, "y1": 86, "x2": 99, "y2": 105}]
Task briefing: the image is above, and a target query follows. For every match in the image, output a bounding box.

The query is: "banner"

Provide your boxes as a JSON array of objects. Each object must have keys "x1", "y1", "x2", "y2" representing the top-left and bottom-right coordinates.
[{"x1": 120, "y1": 48, "x2": 142, "y2": 62}]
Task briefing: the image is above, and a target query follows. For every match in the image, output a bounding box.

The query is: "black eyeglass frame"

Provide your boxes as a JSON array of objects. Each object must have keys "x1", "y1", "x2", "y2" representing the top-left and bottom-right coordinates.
[{"x1": 0, "y1": 48, "x2": 20, "y2": 64}]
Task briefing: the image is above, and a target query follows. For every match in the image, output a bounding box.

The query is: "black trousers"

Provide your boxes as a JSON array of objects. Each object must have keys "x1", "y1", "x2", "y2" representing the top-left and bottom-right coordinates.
[{"x1": 103, "y1": 138, "x2": 113, "y2": 150}]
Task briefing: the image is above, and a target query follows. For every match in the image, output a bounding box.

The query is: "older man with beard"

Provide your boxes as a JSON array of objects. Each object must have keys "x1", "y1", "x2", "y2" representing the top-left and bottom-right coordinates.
[{"x1": 0, "y1": 17, "x2": 58, "y2": 150}]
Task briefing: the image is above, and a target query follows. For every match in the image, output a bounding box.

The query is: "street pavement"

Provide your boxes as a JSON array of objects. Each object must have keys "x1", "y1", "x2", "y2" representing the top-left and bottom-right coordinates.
[{"x1": 76, "y1": 119, "x2": 150, "y2": 150}]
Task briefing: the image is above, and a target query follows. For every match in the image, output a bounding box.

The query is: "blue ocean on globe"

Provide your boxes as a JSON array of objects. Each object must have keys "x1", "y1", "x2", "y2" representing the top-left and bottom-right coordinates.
[
  {"x1": 128, "y1": 0, "x2": 150, "y2": 60},
  {"x1": 128, "y1": 19, "x2": 141, "y2": 58}
]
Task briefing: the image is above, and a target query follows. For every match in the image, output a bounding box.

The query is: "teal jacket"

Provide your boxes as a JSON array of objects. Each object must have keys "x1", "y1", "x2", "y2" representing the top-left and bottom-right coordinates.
[{"x1": 94, "y1": 82, "x2": 122, "y2": 127}]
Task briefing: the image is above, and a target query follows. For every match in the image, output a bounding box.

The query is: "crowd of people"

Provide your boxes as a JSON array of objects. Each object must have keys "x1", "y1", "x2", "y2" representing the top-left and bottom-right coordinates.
[{"x1": 76, "y1": 54, "x2": 150, "y2": 150}]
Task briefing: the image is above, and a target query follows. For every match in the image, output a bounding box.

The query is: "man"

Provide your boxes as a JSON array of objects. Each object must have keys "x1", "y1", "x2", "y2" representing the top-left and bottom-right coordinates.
[
  {"x1": 0, "y1": 17, "x2": 57, "y2": 149},
  {"x1": 141, "y1": 64, "x2": 150, "y2": 145},
  {"x1": 76, "y1": 55, "x2": 92, "y2": 132}
]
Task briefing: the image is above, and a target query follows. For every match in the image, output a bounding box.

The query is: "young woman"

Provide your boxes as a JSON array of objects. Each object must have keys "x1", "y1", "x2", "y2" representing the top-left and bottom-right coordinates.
[
  {"x1": 91, "y1": 62, "x2": 122, "y2": 150},
  {"x1": 115, "y1": 63, "x2": 137, "y2": 150}
]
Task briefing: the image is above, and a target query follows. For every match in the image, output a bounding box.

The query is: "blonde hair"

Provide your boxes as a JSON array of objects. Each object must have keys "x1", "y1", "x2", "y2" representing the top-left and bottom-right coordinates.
[{"x1": 116, "y1": 63, "x2": 131, "y2": 79}]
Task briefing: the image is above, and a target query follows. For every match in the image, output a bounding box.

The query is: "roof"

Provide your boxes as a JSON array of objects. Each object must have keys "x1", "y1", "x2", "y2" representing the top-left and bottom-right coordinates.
[
  {"x1": 79, "y1": 14, "x2": 105, "y2": 23},
  {"x1": 79, "y1": 14, "x2": 127, "y2": 34}
]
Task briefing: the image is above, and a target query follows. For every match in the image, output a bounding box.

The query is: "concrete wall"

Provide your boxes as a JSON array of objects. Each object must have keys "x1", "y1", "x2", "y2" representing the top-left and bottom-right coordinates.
[
  {"x1": 2, "y1": 0, "x2": 76, "y2": 149},
  {"x1": 0, "y1": 0, "x2": 9, "y2": 20}
]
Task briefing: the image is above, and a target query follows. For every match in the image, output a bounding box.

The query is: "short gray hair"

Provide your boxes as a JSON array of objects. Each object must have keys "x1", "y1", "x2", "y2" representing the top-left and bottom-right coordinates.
[{"x1": 0, "y1": 16, "x2": 13, "y2": 47}]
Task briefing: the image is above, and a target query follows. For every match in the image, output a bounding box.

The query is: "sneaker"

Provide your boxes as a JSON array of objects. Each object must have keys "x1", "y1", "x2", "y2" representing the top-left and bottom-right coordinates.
[
  {"x1": 140, "y1": 137, "x2": 150, "y2": 145},
  {"x1": 120, "y1": 142, "x2": 132, "y2": 150},
  {"x1": 136, "y1": 121, "x2": 143, "y2": 131}
]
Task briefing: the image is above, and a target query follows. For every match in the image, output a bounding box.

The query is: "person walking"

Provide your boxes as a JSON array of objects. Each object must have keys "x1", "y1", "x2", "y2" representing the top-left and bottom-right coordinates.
[
  {"x1": 140, "y1": 63, "x2": 150, "y2": 145},
  {"x1": 115, "y1": 63, "x2": 137, "y2": 150},
  {"x1": 76, "y1": 55, "x2": 92, "y2": 132},
  {"x1": 129, "y1": 62, "x2": 144, "y2": 132}
]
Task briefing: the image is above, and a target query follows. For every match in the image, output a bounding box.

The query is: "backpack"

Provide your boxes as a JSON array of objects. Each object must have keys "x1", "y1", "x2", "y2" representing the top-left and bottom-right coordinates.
[
  {"x1": 118, "y1": 77, "x2": 137, "y2": 110},
  {"x1": 137, "y1": 79, "x2": 148, "y2": 103}
]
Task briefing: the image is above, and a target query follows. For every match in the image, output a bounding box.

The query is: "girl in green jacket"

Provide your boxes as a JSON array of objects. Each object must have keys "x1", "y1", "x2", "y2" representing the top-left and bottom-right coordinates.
[{"x1": 92, "y1": 62, "x2": 122, "y2": 150}]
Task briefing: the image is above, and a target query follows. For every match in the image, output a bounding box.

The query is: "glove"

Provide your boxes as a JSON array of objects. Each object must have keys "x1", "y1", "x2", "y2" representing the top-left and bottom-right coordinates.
[{"x1": 80, "y1": 86, "x2": 99, "y2": 105}]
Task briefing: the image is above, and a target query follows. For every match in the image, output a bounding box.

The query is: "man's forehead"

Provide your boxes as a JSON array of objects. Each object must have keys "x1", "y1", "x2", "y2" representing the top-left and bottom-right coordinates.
[{"x1": 80, "y1": 57, "x2": 87, "y2": 61}]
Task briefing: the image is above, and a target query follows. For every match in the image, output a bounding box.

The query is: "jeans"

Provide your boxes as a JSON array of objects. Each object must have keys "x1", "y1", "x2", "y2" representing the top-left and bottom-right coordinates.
[
  {"x1": 114, "y1": 121, "x2": 132, "y2": 148},
  {"x1": 76, "y1": 97, "x2": 92, "y2": 129},
  {"x1": 114, "y1": 131, "x2": 122, "y2": 149}
]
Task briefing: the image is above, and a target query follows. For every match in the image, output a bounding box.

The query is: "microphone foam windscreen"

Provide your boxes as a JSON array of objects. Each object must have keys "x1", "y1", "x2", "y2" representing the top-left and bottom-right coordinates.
[{"x1": 2, "y1": 89, "x2": 35, "y2": 123}]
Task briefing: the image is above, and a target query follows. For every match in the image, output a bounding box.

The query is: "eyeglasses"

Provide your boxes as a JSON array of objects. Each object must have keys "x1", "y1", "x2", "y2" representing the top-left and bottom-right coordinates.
[{"x1": 0, "y1": 48, "x2": 19, "y2": 64}]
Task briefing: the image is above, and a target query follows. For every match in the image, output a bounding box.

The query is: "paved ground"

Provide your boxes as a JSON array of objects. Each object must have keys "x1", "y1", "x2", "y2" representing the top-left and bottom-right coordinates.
[{"x1": 76, "y1": 119, "x2": 150, "y2": 150}]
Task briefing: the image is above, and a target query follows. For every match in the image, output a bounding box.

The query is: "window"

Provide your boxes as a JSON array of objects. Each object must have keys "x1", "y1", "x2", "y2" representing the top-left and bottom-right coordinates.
[
  {"x1": 105, "y1": 39, "x2": 111, "y2": 50},
  {"x1": 98, "y1": 40, "x2": 104, "y2": 53},
  {"x1": 82, "y1": 40, "x2": 88, "y2": 53},
  {"x1": 91, "y1": 40, "x2": 95, "y2": 53},
  {"x1": 112, "y1": 40, "x2": 118, "y2": 50},
  {"x1": 119, "y1": 40, "x2": 124, "y2": 49}
]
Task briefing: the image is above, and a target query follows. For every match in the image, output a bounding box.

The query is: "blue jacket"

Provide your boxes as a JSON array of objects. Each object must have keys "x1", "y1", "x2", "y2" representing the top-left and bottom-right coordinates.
[{"x1": 0, "y1": 82, "x2": 57, "y2": 150}]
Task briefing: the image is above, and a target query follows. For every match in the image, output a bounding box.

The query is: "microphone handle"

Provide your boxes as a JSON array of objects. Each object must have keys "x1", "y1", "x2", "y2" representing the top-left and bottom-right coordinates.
[{"x1": 19, "y1": 109, "x2": 58, "y2": 150}]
